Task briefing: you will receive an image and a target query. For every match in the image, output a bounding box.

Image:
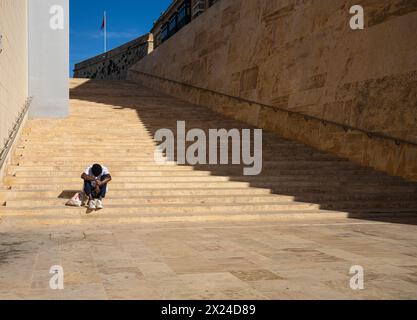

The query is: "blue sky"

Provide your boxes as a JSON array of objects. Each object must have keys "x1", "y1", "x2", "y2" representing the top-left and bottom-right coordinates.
[{"x1": 70, "y1": 0, "x2": 172, "y2": 76}]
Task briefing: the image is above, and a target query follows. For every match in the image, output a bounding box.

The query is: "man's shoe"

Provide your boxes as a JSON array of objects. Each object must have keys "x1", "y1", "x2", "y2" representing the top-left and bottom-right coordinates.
[
  {"x1": 96, "y1": 200, "x2": 104, "y2": 210},
  {"x1": 89, "y1": 200, "x2": 97, "y2": 210}
]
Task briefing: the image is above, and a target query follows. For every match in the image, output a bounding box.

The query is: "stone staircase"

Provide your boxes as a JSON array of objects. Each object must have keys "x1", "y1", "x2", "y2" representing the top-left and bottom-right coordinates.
[{"x1": 0, "y1": 78, "x2": 416, "y2": 226}]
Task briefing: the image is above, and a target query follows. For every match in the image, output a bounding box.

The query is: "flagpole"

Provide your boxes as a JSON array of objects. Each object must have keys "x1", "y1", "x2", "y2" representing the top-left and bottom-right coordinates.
[{"x1": 104, "y1": 11, "x2": 107, "y2": 53}]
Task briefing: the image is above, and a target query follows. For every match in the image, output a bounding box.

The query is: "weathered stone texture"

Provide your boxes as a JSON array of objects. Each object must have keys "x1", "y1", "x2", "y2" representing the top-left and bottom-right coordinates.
[
  {"x1": 0, "y1": 0, "x2": 28, "y2": 179},
  {"x1": 128, "y1": 0, "x2": 417, "y2": 180},
  {"x1": 74, "y1": 34, "x2": 153, "y2": 80}
]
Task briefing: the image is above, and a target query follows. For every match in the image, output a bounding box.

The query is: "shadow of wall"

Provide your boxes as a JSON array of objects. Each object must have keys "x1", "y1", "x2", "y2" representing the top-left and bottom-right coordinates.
[{"x1": 69, "y1": 79, "x2": 417, "y2": 225}]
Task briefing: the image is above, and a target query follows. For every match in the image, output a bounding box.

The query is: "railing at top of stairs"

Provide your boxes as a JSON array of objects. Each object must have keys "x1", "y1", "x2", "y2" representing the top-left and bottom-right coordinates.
[
  {"x1": 130, "y1": 70, "x2": 417, "y2": 149},
  {"x1": 0, "y1": 97, "x2": 32, "y2": 172}
]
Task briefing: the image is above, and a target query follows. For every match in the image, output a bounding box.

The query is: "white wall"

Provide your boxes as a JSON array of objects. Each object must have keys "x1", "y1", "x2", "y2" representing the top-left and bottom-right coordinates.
[{"x1": 28, "y1": 0, "x2": 69, "y2": 118}]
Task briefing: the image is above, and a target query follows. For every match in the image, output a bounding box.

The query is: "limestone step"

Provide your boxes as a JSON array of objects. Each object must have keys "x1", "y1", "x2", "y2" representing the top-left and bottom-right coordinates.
[
  {"x1": 13, "y1": 160, "x2": 183, "y2": 166},
  {"x1": 24, "y1": 118, "x2": 245, "y2": 124},
  {"x1": 22, "y1": 129, "x2": 267, "y2": 135},
  {"x1": 2, "y1": 189, "x2": 416, "y2": 204},
  {"x1": 21, "y1": 134, "x2": 160, "y2": 139},
  {"x1": 22, "y1": 129, "x2": 264, "y2": 135},
  {"x1": 12, "y1": 158, "x2": 350, "y2": 167},
  {"x1": 16, "y1": 139, "x2": 340, "y2": 147},
  {"x1": 19, "y1": 139, "x2": 302, "y2": 147},
  {"x1": 7, "y1": 164, "x2": 198, "y2": 172},
  {"x1": 0, "y1": 208, "x2": 344, "y2": 225},
  {"x1": 5, "y1": 181, "x2": 258, "y2": 190},
  {"x1": 4, "y1": 197, "x2": 417, "y2": 210},
  {"x1": 20, "y1": 132, "x2": 299, "y2": 142},
  {"x1": 0, "y1": 188, "x2": 272, "y2": 201},
  {"x1": 3, "y1": 175, "x2": 248, "y2": 184},
  {"x1": 18, "y1": 141, "x2": 162, "y2": 147},
  {"x1": 18, "y1": 141, "x2": 161, "y2": 146},
  {"x1": 12, "y1": 157, "x2": 170, "y2": 163},
  {"x1": 16, "y1": 148, "x2": 166, "y2": 153},
  {"x1": 4, "y1": 195, "x2": 294, "y2": 207},
  {"x1": 1, "y1": 207, "x2": 415, "y2": 226},
  {"x1": 12, "y1": 152, "x2": 340, "y2": 161},
  {"x1": 12, "y1": 155, "x2": 337, "y2": 164},
  {"x1": 4, "y1": 182, "x2": 416, "y2": 194},
  {"x1": 0, "y1": 202, "x2": 324, "y2": 215},
  {"x1": 7, "y1": 168, "x2": 379, "y2": 177},
  {"x1": 4, "y1": 174, "x2": 412, "y2": 185},
  {"x1": 7, "y1": 163, "x2": 374, "y2": 175},
  {"x1": 20, "y1": 139, "x2": 166, "y2": 143},
  {"x1": 15, "y1": 146, "x2": 318, "y2": 155},
  {"x1": 9, "y1": 170, "x2": 217, "y2": 178},
  {"x1": 10, "y1": 162, "x2": 354, "y2": 171},
  {"x1": 17, "y1": 146, "x2": 296, "y2": 153}
]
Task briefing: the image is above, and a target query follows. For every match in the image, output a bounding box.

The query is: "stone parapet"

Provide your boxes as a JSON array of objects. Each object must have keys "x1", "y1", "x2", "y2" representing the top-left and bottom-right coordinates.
[{"x1": 74, "y1": 33, "x2": 153, "y2": 80}]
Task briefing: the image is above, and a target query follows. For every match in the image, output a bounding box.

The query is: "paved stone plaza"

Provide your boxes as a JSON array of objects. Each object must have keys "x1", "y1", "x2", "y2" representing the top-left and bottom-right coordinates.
[{"x1": 1, "y1": 218, "x2": 417, "y2": 300}]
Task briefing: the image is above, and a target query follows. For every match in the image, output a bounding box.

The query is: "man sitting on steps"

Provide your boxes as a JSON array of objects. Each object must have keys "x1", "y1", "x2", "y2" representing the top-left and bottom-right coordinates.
[{"x1": 81, "y1": 164, "x2": 112, "y2": 210}]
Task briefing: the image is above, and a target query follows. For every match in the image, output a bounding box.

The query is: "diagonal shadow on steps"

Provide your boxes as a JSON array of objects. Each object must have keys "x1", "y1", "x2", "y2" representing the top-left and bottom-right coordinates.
[{"x1": 68, "y1": 79, "x2": 417, "y2": 226}]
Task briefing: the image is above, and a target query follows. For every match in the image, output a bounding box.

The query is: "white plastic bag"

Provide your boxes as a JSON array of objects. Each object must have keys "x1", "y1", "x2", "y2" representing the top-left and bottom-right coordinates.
[{"x1": 66, "y1": 192, "x2": 83, "y2": 207}]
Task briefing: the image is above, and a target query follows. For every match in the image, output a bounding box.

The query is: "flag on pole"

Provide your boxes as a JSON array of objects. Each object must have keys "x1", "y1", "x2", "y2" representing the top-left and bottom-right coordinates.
[
  {"x1": 101, "y1": 11, "x2": 107, "y2": 53},
  {"x1": 101, "y1": 12, "x2": 106, "y2": 30}
]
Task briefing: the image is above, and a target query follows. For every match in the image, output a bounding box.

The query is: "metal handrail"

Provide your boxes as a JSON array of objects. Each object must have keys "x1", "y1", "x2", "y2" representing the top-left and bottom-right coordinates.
[
  {"x1": 131, "y1": 70, "x2": 417, "y2": 148},
  {"x1": 0, "y1": 97, "x2": 32, "y2": 171}
]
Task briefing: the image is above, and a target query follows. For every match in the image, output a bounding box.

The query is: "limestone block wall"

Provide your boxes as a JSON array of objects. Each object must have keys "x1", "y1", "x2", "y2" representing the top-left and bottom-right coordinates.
[
  {"x1": 0, "y1": 0, "x2": 28, "y2": 179},
  {"x1": 74, "y1": 33, "x2": 153, "y2": 80},
  {"x1": 128, "y1": 0, "x2": 417, "y2": 180}
]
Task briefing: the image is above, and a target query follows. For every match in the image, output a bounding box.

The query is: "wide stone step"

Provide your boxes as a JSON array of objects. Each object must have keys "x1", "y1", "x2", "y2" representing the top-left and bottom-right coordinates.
[
  {"x1": 4, "y1": 181, "x2": 416, "y2": 193},
  {"x1": 5, "y1": 181, "x2": 257, "y2": 190},
  {"x1": 25, "y1": 118, "x2": 243, "y2": 124},
  {"x1": 11, "y1": 155, "x2": 335, "y2": 164},
  {"x1": 3, "y1": 189, "x2": 417, "y2": 204},
  {"x1": 17, "y1": 147, "x2": 298, "y2": 154},
  {"x1": 12, "y1": 154, "x2": 341, "y2": 163},
  {"x1": 5, "y1": 195, "x2": 295, "y2": 207},
  {"x1": 18, "y1": 142, "x2": 160, "y2": 147},
  {"x1": 7, "y1": 164, "x2": 198, "y2": 172},
  {"x1": 5, "y1": 196, "x2": 417, "y2": 210},
  {"x1": 19, "y1": 139, "x2": 297, "y2": 146},
  {"x1": 0, "y1": 188, "x2": 272, "y2": 201},
  {"x1": 18, "y1": 136, "x2": 336, "y2": 144},
  {"x1": 4, "y1": 176, "x2": 240, "y2": 184},
  {"x1": 10, "y1": 170, "x2": 217, "y2": 178},
  {"x1": 22, "y1": 129, "x2": 263, "y2": 135},
  {"x1": 25, "y1": 120, "x2": 247, "y2": 125},
  {"x1": 1, "y1": 207, "x2": 415, "y2": 226},
  {"x1": 1, "y1": 202, "x2": 324, "y2": 214},
  {"x1": 20, "y1": 139, "x2": 302, "y2": 148},
  {"x1": 4, "y1": 174, "x2": 411, "y2": 185},
  {"x1": 18, "y1": 139, "x2": 297, "y2": 146},
  {"x1": 7, "y1": 168, "x2": 384, "y2": 178},
  {"x1": 13, "y1": 160, "x2": 182, "y2": 166},
  {"x1": 11, "y1": 162, "x2": 356, "y2": 173},
  {"x1": 15, "y1": 147, "x2": 319, "y2": 156},
  {"x1": 13, "y1": 158, "x2": 349, "y2": 167}
]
